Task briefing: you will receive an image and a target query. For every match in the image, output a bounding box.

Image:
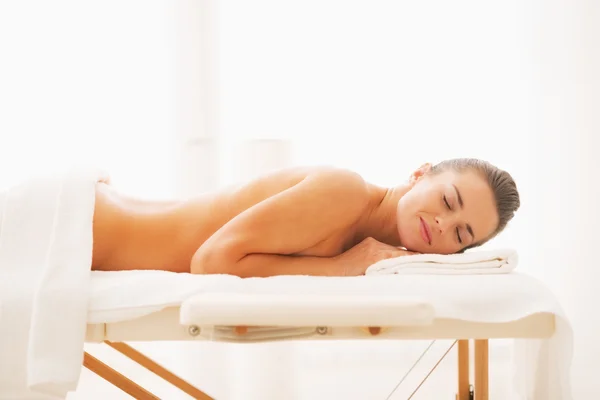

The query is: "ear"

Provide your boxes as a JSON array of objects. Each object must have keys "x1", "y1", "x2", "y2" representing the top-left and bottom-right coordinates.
[{"x1": 409, "y1": 163, "x2": 432, "y2": 184}]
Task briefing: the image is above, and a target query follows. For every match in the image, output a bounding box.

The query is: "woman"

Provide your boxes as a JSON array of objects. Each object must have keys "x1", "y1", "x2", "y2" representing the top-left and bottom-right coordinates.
[{"x1": 91, "y1": 158, "x2": 520, "y2": 277}]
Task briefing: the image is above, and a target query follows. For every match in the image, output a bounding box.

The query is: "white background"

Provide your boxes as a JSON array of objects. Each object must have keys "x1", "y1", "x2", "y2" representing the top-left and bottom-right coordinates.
[{"x1": 0, "y1": 1, "x2": 598, "y2": 399}]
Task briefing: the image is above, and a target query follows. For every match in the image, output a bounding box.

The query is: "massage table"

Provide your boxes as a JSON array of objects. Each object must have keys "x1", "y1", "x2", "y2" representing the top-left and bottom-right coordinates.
[
  {"x1": 0, "y1": 171, "x2": 572, "y2": 400},
  {"x1": 79, "y1": 270, "x2": 567, "y2": 400}
]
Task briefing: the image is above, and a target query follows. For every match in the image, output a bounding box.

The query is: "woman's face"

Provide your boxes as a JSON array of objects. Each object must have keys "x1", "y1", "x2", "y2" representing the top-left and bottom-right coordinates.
[{"x1": 396, "y1": 164, "x2": 499, "y2": 254}]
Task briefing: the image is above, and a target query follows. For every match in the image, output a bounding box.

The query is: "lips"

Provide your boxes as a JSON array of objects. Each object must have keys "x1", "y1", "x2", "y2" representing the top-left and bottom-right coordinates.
[{"x1": 419, "y1": 217, "x2": 432, "y2": 245}]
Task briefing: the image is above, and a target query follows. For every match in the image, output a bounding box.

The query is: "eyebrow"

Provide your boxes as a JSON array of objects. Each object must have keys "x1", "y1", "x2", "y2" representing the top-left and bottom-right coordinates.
[{"x1": 453, "y1": 184, "x2": 475, "y2": 240}]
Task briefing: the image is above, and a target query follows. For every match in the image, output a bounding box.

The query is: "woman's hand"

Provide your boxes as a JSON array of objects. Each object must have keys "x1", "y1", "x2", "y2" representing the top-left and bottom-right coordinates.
[{"x1": 335, "y1": 237, "x2": 418, "y2": 276}]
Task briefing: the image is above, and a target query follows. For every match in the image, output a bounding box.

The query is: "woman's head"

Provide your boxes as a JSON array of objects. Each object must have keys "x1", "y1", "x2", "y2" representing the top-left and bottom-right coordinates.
[{"x1": 395, "y1": 158, "x2": 520, "y2": 254}]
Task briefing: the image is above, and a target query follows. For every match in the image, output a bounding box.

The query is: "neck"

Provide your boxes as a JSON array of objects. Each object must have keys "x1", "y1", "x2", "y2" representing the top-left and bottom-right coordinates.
[{"x1": 354, "y1": 183, "x2": 410, "y2": 247}]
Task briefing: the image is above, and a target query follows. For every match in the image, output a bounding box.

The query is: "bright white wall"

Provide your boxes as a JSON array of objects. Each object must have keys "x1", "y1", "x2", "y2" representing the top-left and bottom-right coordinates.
[
  {"x1": 0, "y1": 0, "x2": 598, "y2": 399},
  {"x1": 529, "y1": 1, "x2": 600, "y2": 398},
  {"x1": 0, "y1": 0, "x2": 177, "y2": 198}
]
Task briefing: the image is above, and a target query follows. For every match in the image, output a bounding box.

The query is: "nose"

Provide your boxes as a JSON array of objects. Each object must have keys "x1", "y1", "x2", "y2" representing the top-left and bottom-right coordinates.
[{"x1": 434, "y1": 216, "x2": 454, "y2": 234}]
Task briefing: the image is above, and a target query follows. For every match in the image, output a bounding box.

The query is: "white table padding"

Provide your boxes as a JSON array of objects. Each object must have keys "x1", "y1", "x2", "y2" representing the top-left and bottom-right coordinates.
[{"x1": 86, "y1": 270, "x2": 572, "y2": 400}]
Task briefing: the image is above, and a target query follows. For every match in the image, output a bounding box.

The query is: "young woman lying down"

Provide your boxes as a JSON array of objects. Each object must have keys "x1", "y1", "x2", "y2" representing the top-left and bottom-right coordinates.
[{"x1": 91, "y1": 158, "x2": 520, "y2": 277}]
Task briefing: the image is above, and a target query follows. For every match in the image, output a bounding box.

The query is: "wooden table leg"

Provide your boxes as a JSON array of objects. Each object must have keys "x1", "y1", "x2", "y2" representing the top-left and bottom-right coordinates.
[
  {"x1": 474, "y1": 339, "x2": 489, "y2": 400},
  {"x1": 83, "y1": 352, "x2": 160, "y2": 400},
  {"x1": 457, "y1": 339, "x2": 470, "y2": 400},
  {"x1": 105, "y1": 341, "x2": 214, "y2": 400}
]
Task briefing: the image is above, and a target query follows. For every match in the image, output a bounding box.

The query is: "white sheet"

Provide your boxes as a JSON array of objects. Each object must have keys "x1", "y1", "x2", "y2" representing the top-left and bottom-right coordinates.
[
  {"x1": 0, "y1": 169, "x2": 106, "y2": 400},
  {"x1": 88, "y1": 270, "x2": 572, "y2": 400},
  {"x1": 366, "y1": 248, "x2": 517, "y2": 275}
]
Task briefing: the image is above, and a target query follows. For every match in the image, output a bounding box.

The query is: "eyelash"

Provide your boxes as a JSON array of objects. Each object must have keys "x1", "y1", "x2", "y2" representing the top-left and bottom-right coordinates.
[
  {"x1": 444, "y1": 195, "x2": 462, "y2": 243},
  {"x1": 443, "y1": 195, "x2": 451, "y2": 210}
]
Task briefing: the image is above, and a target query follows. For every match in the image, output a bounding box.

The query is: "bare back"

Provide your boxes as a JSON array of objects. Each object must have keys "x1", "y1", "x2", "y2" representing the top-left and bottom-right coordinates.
[{"x1": 91, "y1": 167, "x2": 363, "y2": 273}]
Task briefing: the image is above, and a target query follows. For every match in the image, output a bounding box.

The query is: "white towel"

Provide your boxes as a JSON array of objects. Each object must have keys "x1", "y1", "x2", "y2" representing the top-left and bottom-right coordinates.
[
  {"x1": 0, "y1": 168, "x2": 106, "y2": 399},
  {"x1": 365, "y1": 248, "x2": 517, "y2": 275}
]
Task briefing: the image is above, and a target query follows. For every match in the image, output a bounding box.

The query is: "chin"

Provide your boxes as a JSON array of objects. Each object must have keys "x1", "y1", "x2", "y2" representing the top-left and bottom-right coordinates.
[
  {"x1": 397, "y1": 221, "x2": 423, "y2": 252},
  {"x1": 404, "y1": 240, "x2": 424, "y2": 253}
]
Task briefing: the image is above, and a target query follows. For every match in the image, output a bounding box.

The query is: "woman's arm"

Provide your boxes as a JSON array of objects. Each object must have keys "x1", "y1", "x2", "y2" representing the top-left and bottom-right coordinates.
[
  {"x1": 190, "y1": 168, "x2": 369, "y2": 277},
  {"x1": 200, "y1": 253, "x2": 346, "y2": 277}
]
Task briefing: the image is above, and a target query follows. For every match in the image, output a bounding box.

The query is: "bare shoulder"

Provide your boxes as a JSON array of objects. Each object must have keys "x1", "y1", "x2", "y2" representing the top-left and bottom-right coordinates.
[
  {"x1": 302, "y1": 165, "x2": 370, "y2": 208},
  {"x1": 222, "y1": 165, "x2": 369, "y2": 209},
  {"x1": 306, "y1": 165, "x2": 369, "y2": 199}
]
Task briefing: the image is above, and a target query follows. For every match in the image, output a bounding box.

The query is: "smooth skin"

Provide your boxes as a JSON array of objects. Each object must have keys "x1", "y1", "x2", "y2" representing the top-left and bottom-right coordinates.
[{"x1": 91, "y1": 163, "x2": 499, "y2": 277}]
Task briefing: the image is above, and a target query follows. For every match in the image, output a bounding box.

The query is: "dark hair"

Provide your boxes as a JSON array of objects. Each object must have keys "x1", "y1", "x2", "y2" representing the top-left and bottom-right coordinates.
[{"x1": 431, "y1": 158, "x2": 520, "y2": 248}]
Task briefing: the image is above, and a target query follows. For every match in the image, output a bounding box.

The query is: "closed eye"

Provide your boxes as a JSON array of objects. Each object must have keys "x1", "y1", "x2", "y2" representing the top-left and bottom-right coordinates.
[
  {"x1": 456, "y1": 227, "x2": 462, "y2": 244},
  {"x1": 443, "y1": 195, "x2": 451, "y2": 210}
]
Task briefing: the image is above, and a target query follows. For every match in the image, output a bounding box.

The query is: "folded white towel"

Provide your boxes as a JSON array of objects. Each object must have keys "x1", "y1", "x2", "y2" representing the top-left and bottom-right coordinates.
[
  {"x1": 365, "y1": 248, "x2": 517, "y2": 275},
  {"x1": 0, "y1": 168, "x2": 107, "y2": 399}
]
